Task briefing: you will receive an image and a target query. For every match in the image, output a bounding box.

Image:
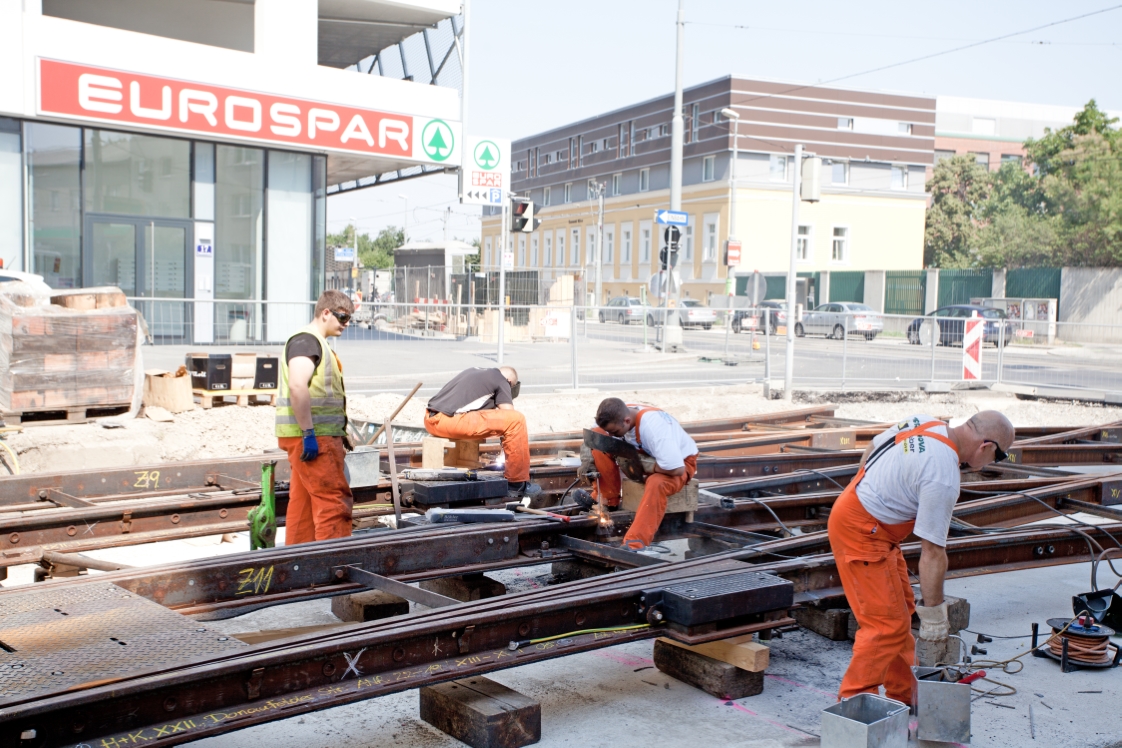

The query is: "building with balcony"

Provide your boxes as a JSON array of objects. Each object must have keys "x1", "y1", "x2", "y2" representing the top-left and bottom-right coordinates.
[
  {"x1": 0, "y1": 0, "x2": 462, "y2": 342},
  {"x1": 480, "y1": 75, "x2": 934, "y2": 305}
]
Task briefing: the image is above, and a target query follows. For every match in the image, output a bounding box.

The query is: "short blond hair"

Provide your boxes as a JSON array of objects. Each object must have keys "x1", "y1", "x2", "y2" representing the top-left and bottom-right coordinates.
[{"x1": 315, "y1": 289, "x2": 354, "y2": 316}]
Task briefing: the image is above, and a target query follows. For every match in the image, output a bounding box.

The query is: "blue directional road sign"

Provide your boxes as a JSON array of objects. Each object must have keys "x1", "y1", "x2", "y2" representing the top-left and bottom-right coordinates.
[{"x1": 655, "y1": 210, "x2": 689, "y2": 226}]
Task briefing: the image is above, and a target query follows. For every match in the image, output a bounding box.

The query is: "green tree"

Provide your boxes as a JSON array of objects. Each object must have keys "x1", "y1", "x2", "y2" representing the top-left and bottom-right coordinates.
[
  {"x1": 326, "y1": 224, "x2": 404, "y2": 269},
  {"x1": 1025, "y1": 99, "x2": 1120, "y2": 177},
  {"x1": 923, "y1": 155, "x2": 991, "y2": 267},
  {"x1": 1040, "y1": 132, "x2": 1122, "y2": 266}
]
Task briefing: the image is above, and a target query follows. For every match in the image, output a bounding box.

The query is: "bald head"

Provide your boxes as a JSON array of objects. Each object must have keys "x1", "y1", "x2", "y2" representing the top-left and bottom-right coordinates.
[
  {"x1": 967, "y1": 411, "x2": 1015, "y2": 450},
  {"x1": 499, "y1": 366, "x2": 518, "y2": 383}
]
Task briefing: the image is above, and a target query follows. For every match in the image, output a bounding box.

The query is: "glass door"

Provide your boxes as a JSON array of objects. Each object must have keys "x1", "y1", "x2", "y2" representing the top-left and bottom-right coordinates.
[{"x1": 85, "y1": 216, "x2": 192, "y2": 342}]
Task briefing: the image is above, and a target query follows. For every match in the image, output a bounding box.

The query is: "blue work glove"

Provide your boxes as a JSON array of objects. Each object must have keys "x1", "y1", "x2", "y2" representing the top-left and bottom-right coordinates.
[{"x1": 300, "y1": 429, "x2": 319, "y2": 462}]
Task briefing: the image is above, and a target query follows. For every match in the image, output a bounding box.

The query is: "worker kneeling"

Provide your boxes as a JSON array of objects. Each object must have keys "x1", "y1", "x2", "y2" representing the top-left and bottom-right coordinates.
[
  {"x1": 584, "y1": 398, "x2": 699, "y2": 551},
  {"x1": 276, "y1": 290, "x2": 355, "y2": 545},
  {"x1": 828, "y1": 411, "x2": 1014, "y2": 704},
  {"x1": 424, "y1": 366, "x2": 539, "y2": 499}
]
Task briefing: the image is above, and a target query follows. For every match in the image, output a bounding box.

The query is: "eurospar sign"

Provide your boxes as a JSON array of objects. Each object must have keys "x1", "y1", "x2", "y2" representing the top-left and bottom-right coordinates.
[{"x1": 37, "y1": 59, "x2": 461, "y2": 165}]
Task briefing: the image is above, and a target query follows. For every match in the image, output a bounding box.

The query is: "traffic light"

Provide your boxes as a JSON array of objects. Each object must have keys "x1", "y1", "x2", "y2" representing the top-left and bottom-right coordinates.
[
  {"x1": 660, "y1": 225, "x2": 681, "y2": 269},
  {"x1": 510, "y1": 198, "x2": 541, "y2": 233}
]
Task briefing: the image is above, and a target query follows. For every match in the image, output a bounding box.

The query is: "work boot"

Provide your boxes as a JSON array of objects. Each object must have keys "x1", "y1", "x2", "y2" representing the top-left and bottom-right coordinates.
[{"x1": 507, "y1": 481, "x2": 542, "y2": 500}]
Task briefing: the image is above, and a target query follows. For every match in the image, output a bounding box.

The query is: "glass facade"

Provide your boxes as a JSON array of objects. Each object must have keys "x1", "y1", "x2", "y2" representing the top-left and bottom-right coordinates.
[
  {"x1": 0, "y1": 119, "x2": 21, "y2": 271},
  {"x1": 16, "y1": 119, "x2": 325, "y2": 342},
  {"x1": 83, "y1": 130, "x2": 190, "y2": 218},
  {"x1": 27, "y1": 123, "x2": 82, "y2": 288}
]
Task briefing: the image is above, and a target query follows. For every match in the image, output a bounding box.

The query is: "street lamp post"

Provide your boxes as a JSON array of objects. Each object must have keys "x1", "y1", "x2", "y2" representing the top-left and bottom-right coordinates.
[{"x1": 719, "y1": 108, "x2": 739, "y2": 359}]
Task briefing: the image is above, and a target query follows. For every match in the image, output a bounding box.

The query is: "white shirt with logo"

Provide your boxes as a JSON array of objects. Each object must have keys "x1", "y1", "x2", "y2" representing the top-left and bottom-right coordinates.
[{"x1": 854, "y1": 414, "x2": 961, "y2": 546}]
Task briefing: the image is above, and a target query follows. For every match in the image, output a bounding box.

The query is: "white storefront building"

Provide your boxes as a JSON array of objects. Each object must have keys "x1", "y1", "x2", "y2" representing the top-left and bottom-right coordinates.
[{"x1": 0, "y1": 0, "x2": 462, "y2": 342}]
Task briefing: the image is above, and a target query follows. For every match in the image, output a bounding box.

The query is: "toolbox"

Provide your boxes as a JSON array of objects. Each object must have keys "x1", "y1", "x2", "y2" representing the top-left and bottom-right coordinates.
[
  {"x1": 253, "y1": 355, "x2": 279, "y2": 390},
  {"x1": 186, "y1": 353, "x2": 232, "y2": 391}
]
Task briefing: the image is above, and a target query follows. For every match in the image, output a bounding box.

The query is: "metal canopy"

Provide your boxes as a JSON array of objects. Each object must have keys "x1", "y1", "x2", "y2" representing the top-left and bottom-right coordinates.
[{"x1": 318, "y1": 0, "x2": 461, "y2": 68}]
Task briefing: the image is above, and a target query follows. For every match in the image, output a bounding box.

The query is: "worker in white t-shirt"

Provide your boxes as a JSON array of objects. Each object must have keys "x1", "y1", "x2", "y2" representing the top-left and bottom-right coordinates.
[
  {"x1": 828, "y1": 411, "x2": 1014, "y2": 704},
  {"x1": 579, "y1": 397, "x2": 699, "y2": 551}
]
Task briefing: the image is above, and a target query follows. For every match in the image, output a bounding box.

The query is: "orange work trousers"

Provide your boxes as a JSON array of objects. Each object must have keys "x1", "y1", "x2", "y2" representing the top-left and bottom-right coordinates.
[
  {"x1": 619, "y1": 454, "x2": 697, "y2": 549},
  {"x1": 424, "y1": 409, "x2": 530, "y2": 482},
  {"x1": 279, "y1": 435, "x2": 354, "y2": 545},
  {"x1": 590, "y1": 426, "x2": 623, "y2": 506},
  {"x1": 827, "y1": 481, "x2": 917, "y2": 703}
]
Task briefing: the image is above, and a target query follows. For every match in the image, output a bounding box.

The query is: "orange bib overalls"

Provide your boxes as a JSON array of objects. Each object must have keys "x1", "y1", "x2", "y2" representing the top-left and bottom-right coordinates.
[
  {"x1": 826, "y1": 421, "x2": 958, "y2": 703},
  {"x1": 590, "y1": 407, "x2": 698, "y2": 549}
]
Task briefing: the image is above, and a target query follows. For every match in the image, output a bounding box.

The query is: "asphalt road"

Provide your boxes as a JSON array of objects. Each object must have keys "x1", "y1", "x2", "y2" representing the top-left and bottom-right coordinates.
[{"x1": 145, "y1": 319, "x2": 1122, "y2": 397}]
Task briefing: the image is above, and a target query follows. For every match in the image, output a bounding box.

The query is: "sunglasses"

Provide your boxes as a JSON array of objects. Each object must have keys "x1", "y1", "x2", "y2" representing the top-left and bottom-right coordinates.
[
  {"x1": 330, "y1": 310, "x2": 352, "y2": 326},
  {"x1": 985, "y1": 440, "x2": 1008, "y2": 463}
]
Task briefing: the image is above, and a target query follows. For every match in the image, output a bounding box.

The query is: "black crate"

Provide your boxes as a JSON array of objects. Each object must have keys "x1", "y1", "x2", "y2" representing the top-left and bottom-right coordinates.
[
  {"x1": 254, "y1": 356, "x2": 279, "y2": 390},
  {"x1": 412, "y1": 477, "x2": 509, "y2": 507},
  {"x1": 649, "y1": 572, "x2": 794, "y2": 627},
  {"x1": 186, "y1": 353, "x2": 232, "y2": 391}
]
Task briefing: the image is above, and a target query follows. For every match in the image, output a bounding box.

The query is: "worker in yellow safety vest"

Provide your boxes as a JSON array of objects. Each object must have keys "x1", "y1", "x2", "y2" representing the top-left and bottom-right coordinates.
[{"x1": 276, "y1": 289, "x2": 354, "y2": 544}]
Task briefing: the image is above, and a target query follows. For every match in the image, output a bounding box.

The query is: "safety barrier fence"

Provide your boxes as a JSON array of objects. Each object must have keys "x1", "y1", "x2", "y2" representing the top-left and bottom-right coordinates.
[{"x1": 129, "y1": 298, "x2": 1122, "y2": 398}]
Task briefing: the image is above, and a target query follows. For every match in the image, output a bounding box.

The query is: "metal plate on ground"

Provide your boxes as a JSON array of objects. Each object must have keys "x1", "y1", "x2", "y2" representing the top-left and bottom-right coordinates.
[
  {"x1": 412, "y1": 477, "x2": 509, "y2": 507},
  {"x1": 655, "y1": 571, "x2": 794, "y2": 626},
  {"x1": 0, "y1": 581, "x2": 246, "y2": 705}
]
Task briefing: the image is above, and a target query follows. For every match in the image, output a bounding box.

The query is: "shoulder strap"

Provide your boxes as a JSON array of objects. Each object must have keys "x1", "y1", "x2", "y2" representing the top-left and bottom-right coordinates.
[{"x1": 633, "y1": 407, "x2": 661, "y2": 448}]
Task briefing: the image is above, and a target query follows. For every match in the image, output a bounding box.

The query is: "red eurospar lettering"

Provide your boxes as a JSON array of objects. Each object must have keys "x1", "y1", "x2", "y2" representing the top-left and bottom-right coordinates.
[{"x1": 38, "y1": 59, "x2": 414, "y2": 158}]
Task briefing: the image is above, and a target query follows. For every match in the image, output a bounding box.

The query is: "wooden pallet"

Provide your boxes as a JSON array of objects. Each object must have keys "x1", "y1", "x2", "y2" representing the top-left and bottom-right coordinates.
[
  {"x1": 2, "y1": 404, "x2": 131, "y2": 426},
  {"x1": 193, "y1": 388, "x2": 278, "y2": 409}
]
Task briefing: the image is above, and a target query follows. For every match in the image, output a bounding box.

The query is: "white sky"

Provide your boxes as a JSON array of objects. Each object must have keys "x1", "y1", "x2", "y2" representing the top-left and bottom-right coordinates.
[{"x1": 327, "y1": 0, "x2": 1122, "y2": 245}]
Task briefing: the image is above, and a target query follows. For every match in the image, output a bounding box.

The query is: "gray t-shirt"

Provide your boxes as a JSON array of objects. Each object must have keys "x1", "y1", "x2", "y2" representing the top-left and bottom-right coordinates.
[{"x1": 854, "y1": 414, "x2": 960, "y2": 546}]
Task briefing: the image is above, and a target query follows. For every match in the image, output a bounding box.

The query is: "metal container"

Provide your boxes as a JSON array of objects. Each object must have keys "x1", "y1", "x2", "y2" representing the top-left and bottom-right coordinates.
[
  {"x1": 912, "y1": 666, "x2": 971, "y2": 743},
  {"x1": 821, "y1": 693, "x2": 909, "y2": 748}
]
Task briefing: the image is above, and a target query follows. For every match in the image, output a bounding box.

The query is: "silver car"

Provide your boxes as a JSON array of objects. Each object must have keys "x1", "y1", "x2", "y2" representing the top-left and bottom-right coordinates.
[
  {"x1": 648, "y1": 299, "x2": 717, "y2": 329},
  {"x1": 796, "y1": 302, "x2": 884, "y2": 341},
  {"x1": 599, "y1": 296, "x2": 645, "y2": 324}
]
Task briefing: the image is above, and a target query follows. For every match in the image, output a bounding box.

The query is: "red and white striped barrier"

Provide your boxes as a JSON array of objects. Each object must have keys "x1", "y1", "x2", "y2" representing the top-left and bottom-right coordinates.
[{"x1": 962, "y1": 318, "x2": 983, "y2": 380}]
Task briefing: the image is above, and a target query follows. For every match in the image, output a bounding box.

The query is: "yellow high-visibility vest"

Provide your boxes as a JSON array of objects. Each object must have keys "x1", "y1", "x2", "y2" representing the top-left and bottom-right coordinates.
[{"x1": 275, "y1": 326, "x2": 346, "y2": 437}]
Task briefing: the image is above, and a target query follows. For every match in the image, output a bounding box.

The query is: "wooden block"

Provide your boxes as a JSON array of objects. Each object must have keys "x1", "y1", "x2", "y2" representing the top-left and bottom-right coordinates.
[
  {"x1": 912, "y1": 590, "x2": 970, "y2": 635},
  {"x1": 811, "y1": 429, "x2": 856, "y2": 450},
  {"x1": 447, "y1": 439, "x2": 482, "y2": 468},
  {"x1": 653, "y1": 639, "x2": 764, "y2": 699},
  {"x1": 621, "y1": 478, "x2": 699, "y2": 515},
  {"x1": 422, "y1": 437, "x2": 453, "y2": 469},
  {"x1": 419, "y1": 574, "x2": 505, "y2": 602},
  {"x1": 331, "y1": 589, "x2": 410, "y2": 622},
  {"x1": 793, "y1": 606, "x2": 852, "y2": 641},
  {"x1": 420, "y1": 677, "x2": 541, "y2": 748},
  {"x1": 658, "y1": 636, "x2": 769, "y2": 672}
]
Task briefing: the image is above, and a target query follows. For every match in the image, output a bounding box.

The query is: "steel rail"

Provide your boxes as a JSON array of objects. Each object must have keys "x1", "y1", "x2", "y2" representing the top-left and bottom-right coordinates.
[{"x1": 2, "y1": 520, "x2": 1118, "y2": 748}]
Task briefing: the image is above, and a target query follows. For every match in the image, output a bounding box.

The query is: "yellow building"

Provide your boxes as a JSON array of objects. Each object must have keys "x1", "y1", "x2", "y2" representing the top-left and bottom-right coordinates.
[{"x1": 481, "y1": 75, "x2": 933, "y2": 306}]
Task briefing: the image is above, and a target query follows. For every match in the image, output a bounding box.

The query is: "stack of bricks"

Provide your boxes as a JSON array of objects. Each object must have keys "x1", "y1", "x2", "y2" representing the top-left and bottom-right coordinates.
[{"x1": 0, "y1": 287, "x2": 138, "y2": 416}]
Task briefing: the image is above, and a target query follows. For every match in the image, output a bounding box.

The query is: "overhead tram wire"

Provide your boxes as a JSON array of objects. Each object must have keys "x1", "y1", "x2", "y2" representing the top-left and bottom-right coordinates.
[{"x1": 680, "y1": 4, "x2": 1122, "y2": 159}]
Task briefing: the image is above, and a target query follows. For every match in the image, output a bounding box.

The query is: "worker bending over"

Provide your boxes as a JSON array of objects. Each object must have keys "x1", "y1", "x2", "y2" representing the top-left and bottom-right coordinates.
[
  {"x1": 587, "y1": 398, "x2": 699, "y2": 551},
  {"x1": 828, "y1": 411, "x2": 1014, "y2": 704},
  {"x1": 276, "y1": 290, "x2": 355, "y2": 544},
  {"x1": 424, "y1": 367, "x2": 538, "y2": 498}
]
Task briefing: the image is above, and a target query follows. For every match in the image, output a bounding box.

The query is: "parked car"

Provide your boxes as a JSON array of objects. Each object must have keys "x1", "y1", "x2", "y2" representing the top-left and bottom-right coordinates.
[
  {"x1": 732, "y1": 300, "x2": 788, "y2": 335},
  {"x1": 794, "y1": 302, "x2": 884, "y2": 340},
  {"x1": 647, "y1": 299, "x2": 717, "y2": 329},
  {"x1": 599, "y1": 296, "x2": 645, "y2": 324},
  {"x1": 907, "y1": 305, "x2": 1013, "y2": 347}
]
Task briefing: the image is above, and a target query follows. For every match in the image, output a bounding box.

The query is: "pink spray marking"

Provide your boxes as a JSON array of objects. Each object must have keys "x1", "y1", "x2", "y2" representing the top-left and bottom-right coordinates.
[
  {"x1": 592, "y1": 651, "x2": 654, "y2": 667},
  {"x1": 723, "y1": 699, "x2": 810, "y2": 737}
]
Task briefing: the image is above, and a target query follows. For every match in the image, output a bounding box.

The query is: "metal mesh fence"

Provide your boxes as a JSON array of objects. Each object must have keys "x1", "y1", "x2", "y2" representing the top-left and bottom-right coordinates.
[{"x1": 131, "y1": 298, "x2": 1122, "y2": 399}]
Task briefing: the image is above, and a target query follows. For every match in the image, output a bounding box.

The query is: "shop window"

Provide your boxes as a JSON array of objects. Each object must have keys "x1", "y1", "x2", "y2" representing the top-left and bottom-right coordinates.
[
  {"x1": 27, "y1": 122, "x2": 82, "y2": 288},
  {"x1": 0, "y1": 119, "x2": 21, "y2": 271},
  {"x1": 266, "y1": 150, "x2": 313, "y2": 341},
  {"x1": 215, "y1": 144, "x2": 263, "y2": 338}
]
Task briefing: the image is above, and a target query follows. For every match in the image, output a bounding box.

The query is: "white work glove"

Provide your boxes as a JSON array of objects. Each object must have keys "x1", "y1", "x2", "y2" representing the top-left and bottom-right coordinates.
[{"x1": 916, "y1": 602, "x2": 949, "y2": 641}]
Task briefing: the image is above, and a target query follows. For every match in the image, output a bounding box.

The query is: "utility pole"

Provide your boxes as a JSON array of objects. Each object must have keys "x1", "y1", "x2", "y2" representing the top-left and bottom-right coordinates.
[
  {"x1": 784, "y1": 145, "x2": 802, "y2": 402},
  {"x1": 663, "y1": 0, "x2": 685, "y2": 348},
  {"x1": 719, "y1": 108, "x2": 740, "y2": 359},
  {"x1": 670, "y1": 0, "x2": 684, "y2": 212},
  {"x1": 589, "y1": 181, "x2": 605, "y2": 309},
  {"x1": 498, "y1": 201, "x2": 508, "y2": 364}
]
